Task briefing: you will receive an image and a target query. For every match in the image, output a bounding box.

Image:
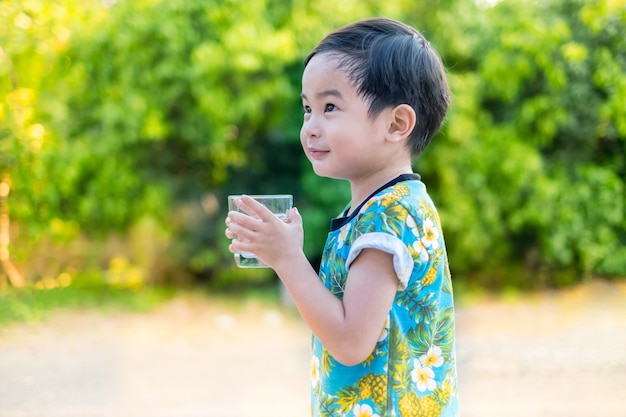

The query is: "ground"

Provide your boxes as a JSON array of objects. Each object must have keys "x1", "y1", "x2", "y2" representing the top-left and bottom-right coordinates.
[{"x1": 1, "y1": 280, "x2": 625, "y2": 417}]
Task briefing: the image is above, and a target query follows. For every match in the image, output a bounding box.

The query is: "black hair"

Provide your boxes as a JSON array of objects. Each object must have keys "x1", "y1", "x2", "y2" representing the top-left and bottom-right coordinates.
[{"x1": 304, "y1": 18, "x2": 450, "y2": 157}]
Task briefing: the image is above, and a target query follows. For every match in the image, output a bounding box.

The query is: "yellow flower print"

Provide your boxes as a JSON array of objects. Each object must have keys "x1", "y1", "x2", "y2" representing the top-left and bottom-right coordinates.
[
  {"x1": 337, "y1": 223, "x2": 351, "y2": 249},
  {"x1": 353, "y1": 404, "x2": 379, "y2": 417},
  {"x1": 420, "y1": 345, "x2": 444, "y2": 368},
  {"x1": 407, "y1": 215, "x2": 429, "y2": 262},
  {"x1": 411, "y1": 359, "x2": 436, "y2": 392},
  {"x1": 410, "y1": 239, "x2": 429, "y2": 263},
  {"x1": 421, "y1": 218, "x2": 440, "y2": 250},
  {"x1": 311, "y1": 356, "x2": 320, "y2": 388}
]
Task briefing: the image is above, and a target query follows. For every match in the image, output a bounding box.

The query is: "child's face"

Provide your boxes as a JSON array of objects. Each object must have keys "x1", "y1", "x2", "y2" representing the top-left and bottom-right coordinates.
[{"x1": 300, "y1": 53, "x2": 391, "y2": 182}]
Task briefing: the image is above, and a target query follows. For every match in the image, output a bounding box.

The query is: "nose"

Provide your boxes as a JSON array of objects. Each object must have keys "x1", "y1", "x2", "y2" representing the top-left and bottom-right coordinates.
[{"x1": 301, "y1": 114, "x2": 321, "y2": 140}]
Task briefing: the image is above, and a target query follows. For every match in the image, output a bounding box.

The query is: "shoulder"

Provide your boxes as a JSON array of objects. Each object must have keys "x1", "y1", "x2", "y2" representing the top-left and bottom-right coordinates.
[
  {"x1": 356, "y1": 180, "x2": 432, "y2": 230},
  {"x1": 361, "y1": 180, "x2": 427, "y2": 211}
]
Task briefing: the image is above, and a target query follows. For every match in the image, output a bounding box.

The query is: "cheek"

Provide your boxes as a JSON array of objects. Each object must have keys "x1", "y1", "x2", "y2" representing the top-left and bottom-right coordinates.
[
  {"x1": 299, "y1": 126, "x2": 307, "y2": 147},
  {"x1": 300, "y1": 126, "x2": 311, "y2": 158}
]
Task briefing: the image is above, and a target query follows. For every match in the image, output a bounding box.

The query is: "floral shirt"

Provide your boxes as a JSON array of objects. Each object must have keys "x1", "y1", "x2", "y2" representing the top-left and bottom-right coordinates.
[{"x1": 311, "y1": 174, "x2": 459, "y2": 417}]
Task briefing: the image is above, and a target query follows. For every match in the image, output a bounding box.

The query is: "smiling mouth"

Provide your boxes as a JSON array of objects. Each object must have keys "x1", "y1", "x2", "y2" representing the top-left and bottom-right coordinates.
[{"x1": 308, "y1": 149, "x2": 329, "y2": 159}]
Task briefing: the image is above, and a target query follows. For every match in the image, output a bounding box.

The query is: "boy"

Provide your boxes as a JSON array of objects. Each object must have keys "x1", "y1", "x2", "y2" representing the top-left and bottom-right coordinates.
[{"x1": 226, "y1": 17, "x2": 459, "y2": 417}]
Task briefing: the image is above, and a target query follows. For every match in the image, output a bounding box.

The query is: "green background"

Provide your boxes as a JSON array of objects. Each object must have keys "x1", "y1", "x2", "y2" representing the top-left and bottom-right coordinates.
[{"x1": 1, "y1": 0, "x2": 624, "y2": 295}]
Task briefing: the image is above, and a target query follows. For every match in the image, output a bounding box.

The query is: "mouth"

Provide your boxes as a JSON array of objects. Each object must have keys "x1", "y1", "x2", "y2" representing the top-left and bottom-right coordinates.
[{"x1": 308, "y1": 148, "x2": 329, "y2": 159}]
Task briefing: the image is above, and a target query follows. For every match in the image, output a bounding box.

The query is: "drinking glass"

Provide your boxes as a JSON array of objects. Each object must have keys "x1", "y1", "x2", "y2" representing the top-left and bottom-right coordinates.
[{"x1": 227, "y1": 194, "x2": 293, "y2": 268}]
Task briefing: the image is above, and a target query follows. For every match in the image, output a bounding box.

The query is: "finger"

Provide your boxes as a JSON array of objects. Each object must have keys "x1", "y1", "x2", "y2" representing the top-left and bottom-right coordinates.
[
  {"x1": 286, "y1": 207, "x2": 302, "y2": 224},
  {"x1": 238, "y1": 195, "x2": 277, "y2": 222},
  {"x1": 229, "y1": 236, "x2": 257, "y2": 255},
  {"x1": 227, "y1": 218, "x2": 267, "y2": 247},
  {"x1": 228, "y1": 211, "x2": 263, "y2": 233}
]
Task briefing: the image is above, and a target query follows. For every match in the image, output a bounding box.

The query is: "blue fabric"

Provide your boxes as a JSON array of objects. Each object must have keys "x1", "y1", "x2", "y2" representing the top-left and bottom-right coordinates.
[{"x1": 311, "y1": 177, "x2": 459, "y2": 417}]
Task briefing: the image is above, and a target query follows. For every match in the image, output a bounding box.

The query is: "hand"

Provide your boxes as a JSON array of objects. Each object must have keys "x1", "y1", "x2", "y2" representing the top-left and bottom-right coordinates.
[{"x1": 225, "y1": 195, "x2": 304, "y2": 269}]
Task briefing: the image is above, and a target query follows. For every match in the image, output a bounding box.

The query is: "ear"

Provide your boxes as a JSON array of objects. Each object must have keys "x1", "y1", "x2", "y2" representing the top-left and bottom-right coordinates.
[{"x1": 386, "y1": 104, "x2": 416, "y2": 144}]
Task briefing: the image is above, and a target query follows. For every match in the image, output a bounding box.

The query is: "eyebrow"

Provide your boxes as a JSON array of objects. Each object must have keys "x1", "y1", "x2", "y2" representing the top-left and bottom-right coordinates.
[{"x1": 301, "y1": 89, "x2": 344, "y2": 101}]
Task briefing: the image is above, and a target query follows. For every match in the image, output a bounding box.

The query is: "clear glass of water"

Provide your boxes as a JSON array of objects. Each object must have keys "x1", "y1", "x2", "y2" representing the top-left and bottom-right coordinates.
[{"x1": 227, "y1": 194, "x2": 293, "y2": 268}]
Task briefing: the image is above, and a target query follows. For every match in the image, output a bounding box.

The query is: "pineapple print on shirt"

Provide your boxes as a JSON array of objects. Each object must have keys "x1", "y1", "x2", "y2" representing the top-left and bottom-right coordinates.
[{"x1": 311, "y1": 174, "x2": 459, "y2": 417}]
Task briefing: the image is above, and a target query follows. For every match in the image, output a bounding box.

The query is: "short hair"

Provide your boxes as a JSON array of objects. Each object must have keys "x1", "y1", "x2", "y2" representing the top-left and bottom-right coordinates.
[{"x1": 304, "y1": 18, "x2": 450, "y2": 157}]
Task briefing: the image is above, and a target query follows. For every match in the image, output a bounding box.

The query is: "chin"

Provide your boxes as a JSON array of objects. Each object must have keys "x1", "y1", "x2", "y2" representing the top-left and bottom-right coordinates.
[
  {"x1": 310, "y1": 161, "x2": 348, "y2": 180},
  {"x1": 310, "y1": 163, "x2": 330, "y2": 177},
  {"x1": 313, "y1": 169, "x2": 344, "y2": 181}
]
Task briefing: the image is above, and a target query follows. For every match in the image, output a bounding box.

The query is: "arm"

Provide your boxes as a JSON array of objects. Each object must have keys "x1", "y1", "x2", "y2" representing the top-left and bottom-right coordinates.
[
  {"x1": 226, "y1": 195, "x2": 398, "y2": 365},
  {"x1": 274, "y1": 245, "x2": 397, "y2": 366}
]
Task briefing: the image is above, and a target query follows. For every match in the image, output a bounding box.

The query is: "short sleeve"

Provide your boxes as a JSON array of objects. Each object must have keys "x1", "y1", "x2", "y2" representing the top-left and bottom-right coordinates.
[{"x1": 345, "y1": 232, "x2": 413, "y2": 290}]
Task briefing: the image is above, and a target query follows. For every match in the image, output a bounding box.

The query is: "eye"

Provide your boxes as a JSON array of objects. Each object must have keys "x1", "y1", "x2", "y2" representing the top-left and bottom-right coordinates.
[
  {"x1": 303, "y1": 104, "x2": 312, "y2": 114},
  {"x1": 324, "y1": 103, "x2": 336, "y2": 112}
]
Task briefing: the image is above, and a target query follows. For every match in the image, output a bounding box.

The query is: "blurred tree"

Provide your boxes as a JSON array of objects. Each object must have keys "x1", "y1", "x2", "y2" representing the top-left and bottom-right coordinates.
[
  {"x1": 54, "y1": 0, "x2": 452, "y2": 282},
  {"x1": 423, "y1": 0, "x2": 626, "y2": 286},
  {"x1": 0, "y1": 0, "x2": 101, "y2": 282},
  {"x1": 55, "y1": 0, "x2": 308, "y2": 282},
  {"x1": 1, "y1": 0, "x2": 623, "y2": 289},
  {"x1": 1, "y1": 0, "x2": 425, "y2": 285}
]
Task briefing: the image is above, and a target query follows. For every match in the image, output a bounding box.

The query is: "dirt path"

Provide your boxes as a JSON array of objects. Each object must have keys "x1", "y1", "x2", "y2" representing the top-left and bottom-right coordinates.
[{"x1": 1, "y1": 280, "x2": 625, "y2": 417}]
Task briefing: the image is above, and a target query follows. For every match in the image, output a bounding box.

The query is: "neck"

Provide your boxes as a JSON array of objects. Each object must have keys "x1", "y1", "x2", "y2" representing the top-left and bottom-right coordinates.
[{"x1": 348, "y1": 165, "x2": 414, "y2": 215}]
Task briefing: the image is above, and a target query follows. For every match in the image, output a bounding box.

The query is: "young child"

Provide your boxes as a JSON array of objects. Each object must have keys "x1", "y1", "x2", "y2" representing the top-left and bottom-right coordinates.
[{"x1": 226, "y1": 17, "x2": 459, "y2": 417}]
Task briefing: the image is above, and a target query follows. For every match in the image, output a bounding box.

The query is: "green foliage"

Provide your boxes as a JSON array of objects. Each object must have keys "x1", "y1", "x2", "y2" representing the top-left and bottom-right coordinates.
[
  {"x1": 424, "y1": 0, "x2": 626, "y2": 286},
  {"x1": 0, "y1": 0, "x2": 624, "y2": 291}
]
